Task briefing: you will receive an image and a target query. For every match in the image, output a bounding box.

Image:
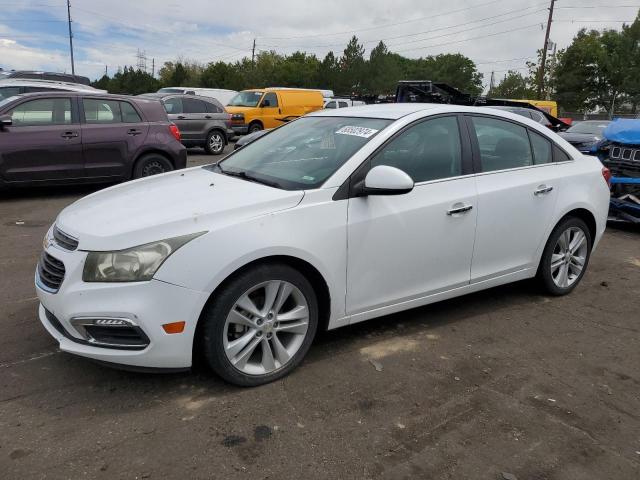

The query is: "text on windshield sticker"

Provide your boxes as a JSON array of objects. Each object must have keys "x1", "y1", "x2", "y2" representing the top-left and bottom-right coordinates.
[{"x1": 335, "y1": 126, "x2": 379, "y2": 138}]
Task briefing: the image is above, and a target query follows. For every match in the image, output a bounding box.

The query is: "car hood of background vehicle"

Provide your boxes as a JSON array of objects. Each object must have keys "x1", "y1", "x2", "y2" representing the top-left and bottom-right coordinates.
[
  {"x1": 603, "y1": 119, "x2": 640, "y2": 145},
  {"x1": 559, "y1": 132, "x2": 602, "y2": 144},
  {"x1": 55, "y1": 167, "x2": 304, "y2": 251}
]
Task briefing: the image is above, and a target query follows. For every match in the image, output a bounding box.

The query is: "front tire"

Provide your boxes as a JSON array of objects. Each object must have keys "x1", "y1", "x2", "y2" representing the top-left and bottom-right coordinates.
[
  {"x1": 538, "y1": 216, "x2": 592, "y2": 295},
  {"x1": 201, "y1": 263, "x2": 318, "y2": 387},
  {"x1": 132, "y1": 154, "x2": 173, "y2": 179},
  {"x1": 248, "y1": 122, "x2": 263, "y2": 134},
  {"x1": 205, "y1": 130, "x2": 225, "y2": 155}
]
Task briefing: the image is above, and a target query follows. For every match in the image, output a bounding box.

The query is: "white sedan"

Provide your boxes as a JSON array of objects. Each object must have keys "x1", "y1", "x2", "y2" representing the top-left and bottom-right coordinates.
[{"x1": 36, "y1": 104, "x2": 610, "y2": 386}]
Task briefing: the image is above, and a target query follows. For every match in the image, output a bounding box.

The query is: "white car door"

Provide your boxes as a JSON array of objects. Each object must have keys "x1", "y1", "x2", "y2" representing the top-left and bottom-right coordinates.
[
  {"x1": 465, "y1": 115, "x2": 560, "y2": 282},
  {"x1": 346, "y1": 115, "x2": 478, "y2": 316}
]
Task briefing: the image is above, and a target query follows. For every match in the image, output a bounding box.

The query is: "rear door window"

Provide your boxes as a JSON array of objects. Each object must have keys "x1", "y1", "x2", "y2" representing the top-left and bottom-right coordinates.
[
  {"x1": 183, "y1": 98, "x2": 207, "y2": 114},
  {"x1": 529, "y1": 130, "x2": 553, "y2": 164},
  {"x1": 338, "y1": 101, "x2": 349, "y2": 108},
  {"x1": 163, "y1": 97, "x2": 183, "y2": 114},
  {"x1": 325, "y1": 101, "x2": 336, "y2": 109},
  {"x1": 120, "y1": 101, "x2": 142, "y2": 123},
  {"x1": 9, "y1": 98, "x2": 72, "y2": 126},
  {"x1": 83, "y1": 99, "x2": 122, "y2": 124},
  {"x1": 470, "y1": 116, "x2": 533, "y2": 172}
]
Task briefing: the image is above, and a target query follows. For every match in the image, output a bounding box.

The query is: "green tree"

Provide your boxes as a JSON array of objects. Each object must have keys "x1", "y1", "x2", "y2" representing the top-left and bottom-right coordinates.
[
  {"x1": 102, "y1": 67, "x2": 160, "y2": 95},
  {"x1": 338, "y1": 36, "x2": 366, "y2": 95},
  {"x1": 491, "y1": 70, "x2": 533, "y2": 98},
  {"x1": 201, "y1": 61, "x2": 245, "y2": 90},
  {"x1": 318, "y1": 51, "x2": 339, "y2": 92},
  {"x1": 364, "y1": 41, "x2": 403, "y2": 95}
]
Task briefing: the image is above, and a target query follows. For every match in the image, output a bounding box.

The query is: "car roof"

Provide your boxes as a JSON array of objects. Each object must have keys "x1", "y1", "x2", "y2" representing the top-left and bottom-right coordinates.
[
  {"x1": 0, "y1": 78, "x2": 100, "y2": 91},
  {"x1": 5, "y1": 91, "x2": 149, "y2": 102},
  {"x1": 140, "y1": 92, "x2": 217, "y2": 101},
  {"x1": 309, "y1": 103, "x2": 442, "y2": 119}
]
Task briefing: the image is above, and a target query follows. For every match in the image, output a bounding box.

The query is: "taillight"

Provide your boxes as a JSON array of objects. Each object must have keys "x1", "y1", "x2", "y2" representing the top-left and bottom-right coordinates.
[
  {"x1": 169, "y1": 123, "x2": 181, "y2": 142},
  {"x1": 602, "y1": 166, "x2": 612, "y2": 188}
]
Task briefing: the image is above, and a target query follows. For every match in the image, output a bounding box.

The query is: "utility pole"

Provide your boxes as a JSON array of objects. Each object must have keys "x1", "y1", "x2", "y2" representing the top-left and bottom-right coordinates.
[
  {"x1": 537, "y1": 0, "x2": 556, "y2": 99},
  {"x1": 488, "y1": 71, "x2": 495, "y2": 97},
  {"x1": 151, "y1": 58, "x2": 155, "y2": 78},
  {"x1": 104, "y1": 65, "x2": 107, "y2": 77},
  {"x1": 66, "y1": 0, "x2": 75, "y2": 74},
  {"x1": 251, "y1": 38, "x2": 256, "y2": 65}
]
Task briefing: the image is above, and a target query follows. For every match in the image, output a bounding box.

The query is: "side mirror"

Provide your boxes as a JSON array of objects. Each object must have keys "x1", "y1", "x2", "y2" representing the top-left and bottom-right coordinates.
[
  {"x1": 0, "y1": 114, "x2": 11, "y2": 128},
  {"x1": 360, "y1": 165, "x2": 414, "y2": 196},
  {"x1": 261, "y1": 99, "x2": 271, "y2": 107}
]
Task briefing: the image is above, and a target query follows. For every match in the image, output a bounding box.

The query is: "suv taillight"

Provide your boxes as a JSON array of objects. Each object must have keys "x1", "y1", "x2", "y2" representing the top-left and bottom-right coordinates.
[
  {"x1": 602, "y1": 166, "x2": 612, "y2": 188},
  {"x1": 169, "y1": 123, "x2": 181, "y2": 142}
]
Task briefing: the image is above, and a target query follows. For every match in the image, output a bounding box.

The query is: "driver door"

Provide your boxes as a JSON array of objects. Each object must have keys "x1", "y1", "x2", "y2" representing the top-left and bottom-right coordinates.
[
  {"x1": 260, "y1": 92, "x2": 281, "y2": 129},
  {"x1": 346, "y1": 115, "x2": 478, "y2": 316}
]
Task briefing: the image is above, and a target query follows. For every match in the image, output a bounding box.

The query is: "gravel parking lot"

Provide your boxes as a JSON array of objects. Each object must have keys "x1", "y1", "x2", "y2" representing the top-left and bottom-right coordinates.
[{"x1": 1, "y1": 147, "x2": 639, "y2": 479}]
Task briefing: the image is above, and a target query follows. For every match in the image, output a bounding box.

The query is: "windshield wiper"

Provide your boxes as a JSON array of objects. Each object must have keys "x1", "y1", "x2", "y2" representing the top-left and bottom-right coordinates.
[{"x1": 215, "y1": 164, "x2": 283, "y2": 189}]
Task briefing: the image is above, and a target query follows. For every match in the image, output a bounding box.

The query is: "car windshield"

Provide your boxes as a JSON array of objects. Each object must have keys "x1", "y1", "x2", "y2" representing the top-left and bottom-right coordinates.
[
  {"x1": 567, "y1": 121, "x2": 609, "y2": 135},
  {"x1": 209, "y1": 116, "x2": 392, "y2": 190},
  {"x1": 228, "y1": 91, "x2": 263, "y2": 107}
]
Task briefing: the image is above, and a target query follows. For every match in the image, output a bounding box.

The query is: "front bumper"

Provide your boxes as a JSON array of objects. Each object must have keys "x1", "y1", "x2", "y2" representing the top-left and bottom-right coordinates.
[
  {"x1": 35, "y1": 245, "x2": 209, "y2": 369},
  {"x1": 231, "y1": 124, "x2": 249, "y2": 135}
]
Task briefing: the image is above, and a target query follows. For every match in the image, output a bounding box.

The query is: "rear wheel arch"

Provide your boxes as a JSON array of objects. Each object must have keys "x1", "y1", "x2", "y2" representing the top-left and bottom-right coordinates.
[
  {"x1": 553, "y1": 208, "x2": 597, "y2": 245},
  {"x1": 131, "y1": 150, "x2": 174, "y2": 179},
  {"x1": 206, "y1": 127, "x2": 227, "y2": 144}
]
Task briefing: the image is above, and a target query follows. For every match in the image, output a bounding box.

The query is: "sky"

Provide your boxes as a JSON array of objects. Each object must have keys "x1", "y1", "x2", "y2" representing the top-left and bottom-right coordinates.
[{"x1": 0, "y1": 0, "x2": 637, "y2": 87}]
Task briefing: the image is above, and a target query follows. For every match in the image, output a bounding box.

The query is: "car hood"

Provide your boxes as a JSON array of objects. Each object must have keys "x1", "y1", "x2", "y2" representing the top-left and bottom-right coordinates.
[
  {"x1": 559, "y1": 132, "x2": 602, "y2": 144},
  {"x1": 226, "y1": 106, "x2": 257, "y2": 114},
  {"x1": 603, "y1": 119, "x2": 640, "y2": 145},
  {"x1": 56, "y1": 167, "x2": 304, "y2": 251}
]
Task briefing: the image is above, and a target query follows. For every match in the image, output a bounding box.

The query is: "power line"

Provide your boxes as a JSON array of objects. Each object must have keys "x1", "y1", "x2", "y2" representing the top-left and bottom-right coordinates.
[
  {"x1": 259, "y1": 4, "x2": 548, "y2": 49},
  {"x1": 258, "y1": 0, "x2": 505, "y2": 40}
]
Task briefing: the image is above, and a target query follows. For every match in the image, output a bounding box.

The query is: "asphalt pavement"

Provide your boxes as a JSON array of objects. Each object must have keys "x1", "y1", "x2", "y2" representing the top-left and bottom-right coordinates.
[{"x1": 1, "y1": 148, "x2": 639, "y2": 479}]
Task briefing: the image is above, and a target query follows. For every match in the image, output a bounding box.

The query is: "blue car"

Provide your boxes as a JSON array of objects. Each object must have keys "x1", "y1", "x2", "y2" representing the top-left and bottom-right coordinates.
[{"x1": 594, "y1": 119, "x2": 640, "y2": 223}]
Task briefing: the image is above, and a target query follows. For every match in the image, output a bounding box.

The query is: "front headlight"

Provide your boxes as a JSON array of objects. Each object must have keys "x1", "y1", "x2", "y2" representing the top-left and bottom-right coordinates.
[{"x1": 82, "y1": 232, "x2": 205, "y2": 282}]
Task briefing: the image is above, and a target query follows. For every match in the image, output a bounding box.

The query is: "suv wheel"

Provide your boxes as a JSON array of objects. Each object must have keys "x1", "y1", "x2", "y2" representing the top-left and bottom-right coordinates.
[
  {"x1": 205, "y1": 131, "x2": 225, "y2": 155},
  {"x1": 133, "y1": 154, "x2": 173, "y2": 179},
  {"x1": 538, "y1": 216, "x2": 592, "y2": 295},
  {"x1": 201, "y1": 263, "x2": 318, "y2": 387}
]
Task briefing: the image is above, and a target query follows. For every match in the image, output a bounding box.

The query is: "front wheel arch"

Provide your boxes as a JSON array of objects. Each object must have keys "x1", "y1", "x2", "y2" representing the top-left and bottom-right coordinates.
[{"x1": 193, "y1": 255, "x2": 331, "y2": 365}]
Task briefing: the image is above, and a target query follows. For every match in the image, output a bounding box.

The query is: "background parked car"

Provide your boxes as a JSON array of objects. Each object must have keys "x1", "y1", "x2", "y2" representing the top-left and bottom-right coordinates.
[
  {"x1": 0, "y1": 92, "x2": 185, "y2": 188},
  {"x1": 233, "y1": 128, "x2": 269, "y2": 150},
  {"x1": 487, "y1": 105, "x2": 554, "y2": 129},
  {"x1": 559, "y1": 120, "x2": 610, "y2": 153},
  {"x1": 0, "y1": 78, "x2": 106, "y2": 101},
  {"x1": 157, "y1": 87, "x2": 237, "y2": 106},
  {"x1": 324, "y1": 98, "x2": 366, "y2": 109},
  {"x1": 0, "y1": 70, "x2": 91, "y2": 85},
  {"x1": 140, "y1": 93, "x2": 234, "y2": 155},
  {"x1": 227, "y1": 88, "x2": 324, "y2": 135}
]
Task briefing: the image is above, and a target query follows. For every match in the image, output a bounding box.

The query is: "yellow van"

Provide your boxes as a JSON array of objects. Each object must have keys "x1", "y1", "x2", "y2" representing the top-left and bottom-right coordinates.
[
  {"x1": 511, "y1": 99, "x2": 558, "y2": 118},
  {"x1": 227, "y1": 88, "x2": 324, "y2": 135}
]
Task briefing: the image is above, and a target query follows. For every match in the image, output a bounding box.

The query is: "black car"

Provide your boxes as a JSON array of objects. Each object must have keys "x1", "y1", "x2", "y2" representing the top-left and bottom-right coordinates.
[
  {"x1": 0, "y1": 92, "x2": 186, "y2": 188},
  {"x1": 487, "y1": 105, "x2": 553, "y2": 128},
  {"x1": 559, "y1": 120, "x2": 611, "y2": 153},
  {"x1": 139, "y1": 93, "x2": 234, "y2": 155}
]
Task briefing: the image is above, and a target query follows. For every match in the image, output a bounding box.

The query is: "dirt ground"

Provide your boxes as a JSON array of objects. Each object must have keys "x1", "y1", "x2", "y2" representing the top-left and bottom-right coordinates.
[{"x1": 1, "y1": 150, "x2": 639, "y2": 479}]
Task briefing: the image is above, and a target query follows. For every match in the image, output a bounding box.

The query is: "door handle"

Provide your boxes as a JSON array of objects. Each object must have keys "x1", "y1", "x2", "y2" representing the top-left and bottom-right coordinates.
[
  {"x1": 534, "y1": 185, "x2": 554, "y2": 196},
  {"x1": 127, "y1": 129, "x2": 142, "y2": 136},
  {"x1": 446, "y1": 204, "x2": 473, "y2": 215},
  {"x1": 60, "y1": 131, "x2": 78, "y2": 139},
  {"x1": 204, "y1": 115, "x2": 212, "y2": 119},
  {"x1": 177, "y1": 115, "x2": 186, "y2": 119}
]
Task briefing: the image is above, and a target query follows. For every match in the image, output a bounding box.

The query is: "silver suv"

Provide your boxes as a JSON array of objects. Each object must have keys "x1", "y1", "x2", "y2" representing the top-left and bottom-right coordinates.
[{"x1": 140, "y1": 93, "x2": 234, "y2": 155}]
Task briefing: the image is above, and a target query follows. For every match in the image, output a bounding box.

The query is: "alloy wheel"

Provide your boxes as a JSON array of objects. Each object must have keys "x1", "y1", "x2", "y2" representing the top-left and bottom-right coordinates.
[
  {"x1": 550, "y1": 227, "x2": 588, "y2": 288},
  {"x1": 223, "y1": 280, "x2": 309, "y2": 376},
  {"x1": 209, "y1": 134, "x2": 224, "y2": 153}
]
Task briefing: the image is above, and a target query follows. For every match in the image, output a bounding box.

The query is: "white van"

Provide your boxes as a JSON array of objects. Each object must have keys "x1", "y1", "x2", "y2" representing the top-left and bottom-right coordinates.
[
  {"x1": 157, "y1": 87, "x2": 238, "y2": 106},
  {"x1": 324, "y1": 98, "x2": 366, "y2": 109}
]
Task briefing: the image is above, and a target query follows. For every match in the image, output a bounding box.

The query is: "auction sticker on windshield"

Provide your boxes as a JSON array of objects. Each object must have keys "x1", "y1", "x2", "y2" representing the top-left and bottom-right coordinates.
[{"x1": 335, "y1": 126, "x2": 379, "y2": 138}]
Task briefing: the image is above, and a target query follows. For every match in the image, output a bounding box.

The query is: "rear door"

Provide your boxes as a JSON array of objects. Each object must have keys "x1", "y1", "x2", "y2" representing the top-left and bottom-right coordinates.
[
  {"x1": 466, "y1": 115, "x2": 560, "y2": 281},
  {"x1": 0, "y1": 96, "x2": 83, "y2": 182},
  {"x1": 81, "y1": 97, "x2": 149, "y2": 179},
  {"x1": 181, "y1": 97, "x2": 209, "y2": 141}
]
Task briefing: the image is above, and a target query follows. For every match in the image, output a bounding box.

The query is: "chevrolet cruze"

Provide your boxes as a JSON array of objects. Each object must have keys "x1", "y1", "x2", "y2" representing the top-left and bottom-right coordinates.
[{"x1": 36, "y1": 104, "x2": 610, "y2": 386}]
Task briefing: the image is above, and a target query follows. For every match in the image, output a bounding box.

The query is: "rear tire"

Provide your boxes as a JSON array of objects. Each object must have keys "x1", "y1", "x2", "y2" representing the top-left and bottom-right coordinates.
[
  {"x1": 204, "y1": 130, "x2": 225, "y2": 155},
  {"x1": 537, "y1": 216, "x2": 592, "y2": 295},
  {"x1": 200, "y1": 263, "x2": 318, "y2": 387},
  {"x1": 132, "y1": 154, "x2": 173, "y2": 179}
]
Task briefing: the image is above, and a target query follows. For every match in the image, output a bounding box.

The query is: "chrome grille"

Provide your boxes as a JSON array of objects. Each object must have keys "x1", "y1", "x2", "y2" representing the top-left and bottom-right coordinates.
[
  {"x1": 609, "y1": 145, "x2": 640, "y2": 162},
  {"x1": 52, "y1": 226, "x2": 78, "y2": 251},
  {"x1": 37, "y1": 252, "x2": 65, "y2": 293}
]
